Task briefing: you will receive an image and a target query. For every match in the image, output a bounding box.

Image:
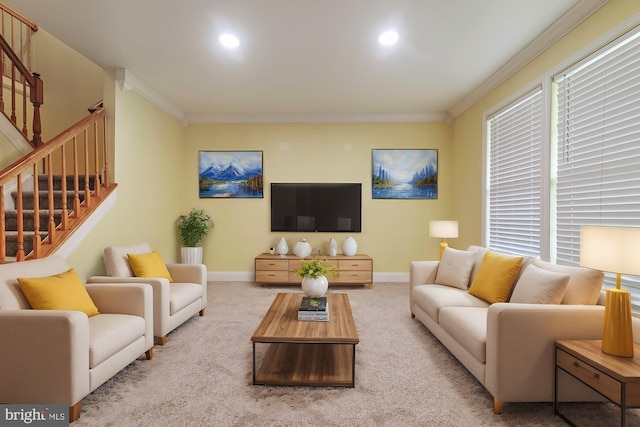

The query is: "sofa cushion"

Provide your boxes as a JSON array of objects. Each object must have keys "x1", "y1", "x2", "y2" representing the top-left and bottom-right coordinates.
[
  {"x1": 510, "y1": 264, "x2": 570, "y2": 304},
  {"x1": 17, "y1": 268, "x2": 99, "y2": 317},
  {"x1": 103, "y1": 243, "x2": 152, "y2": 277},
  {"x1": 169, "y1": 283, "x2": 203, "y2": 315},
  {"x1": 434, "y1": 247, "x2": 476, "y2": 289},
  {"x1": 532, "y1": 259, "x2": 604, "y2": 305},
  {"x1": 412, "y1": 284, "x2": 489, "y2": 323},
  {"x1": 439, "y1": 307, "x2": 488, "y2": 363},
  {"x1": 0, "y1": 256, "x2": 70, "y2": 310},
  {"x1": 127, "y1": 251, "x2": 173, "y2": 283},
  {"x1": 88, "y1": 313, "x2": 145, "y2": 368},
  {"x1": 468, "y1": 252, "x2": 523, "y2": 303}
]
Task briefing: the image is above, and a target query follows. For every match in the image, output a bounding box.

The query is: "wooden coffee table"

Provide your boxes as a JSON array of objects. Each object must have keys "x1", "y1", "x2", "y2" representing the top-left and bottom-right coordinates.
[{"x1": 251, "y1": 292, "x2": 359, "y2": 387}]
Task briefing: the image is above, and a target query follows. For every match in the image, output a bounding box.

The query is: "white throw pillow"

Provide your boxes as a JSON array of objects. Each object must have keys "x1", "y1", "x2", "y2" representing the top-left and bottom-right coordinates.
[
  {"x1": 510, "y1": 264, "x2": 570, "y2": 304},
  {"x1": 434, "y1": 247, "x2": 476, "y2": 290}
]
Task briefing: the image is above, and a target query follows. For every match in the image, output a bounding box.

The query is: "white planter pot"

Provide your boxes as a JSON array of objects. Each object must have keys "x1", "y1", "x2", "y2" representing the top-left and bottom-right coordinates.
[
  {"x1": 301, "y1": 275, "x2": 328, "y2": 298},
  {"x1": 181, "y1": 247, "x2": 203, "y2": 264}
]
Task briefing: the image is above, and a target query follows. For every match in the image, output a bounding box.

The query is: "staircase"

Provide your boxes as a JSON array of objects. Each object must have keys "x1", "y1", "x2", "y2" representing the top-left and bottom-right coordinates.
[
  {"x1": 4, "y1": 174, "x2": 90, "y2": 258},
  {"x1": 0, "y1": 4, "x2": 116, "y2": 263}
]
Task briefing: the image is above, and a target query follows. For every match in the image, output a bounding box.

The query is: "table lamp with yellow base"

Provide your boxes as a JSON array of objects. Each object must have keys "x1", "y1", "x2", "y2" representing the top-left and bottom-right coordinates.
[
  {"x1": 429, "y1": 220, "x2": 458, "y2": 260},
  {"x1": 581, "y1": 225, "x2": 640, "y2": 358}
]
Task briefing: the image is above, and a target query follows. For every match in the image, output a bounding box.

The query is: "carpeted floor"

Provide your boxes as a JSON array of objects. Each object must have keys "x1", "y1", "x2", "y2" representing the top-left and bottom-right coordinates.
[{"x1": 74, "y1": 282, "x2": 638, "y2": 426}]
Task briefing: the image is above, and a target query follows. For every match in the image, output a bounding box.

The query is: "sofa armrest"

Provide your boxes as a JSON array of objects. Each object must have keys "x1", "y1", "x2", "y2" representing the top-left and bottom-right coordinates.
[
  {"x1": 0, "y1": 310, "x2": 90, "y2": 407},
  {"x1": 166, "y1": 263, "x2": 207, "y2": 309},
  {"x1": 485, "y1": 303, "x2": 605, "y2": 403},
  {"x1": 86, "y1": 283, "x2": 154, "y2": 351},
  {"x1": 409, "y1": 261, "x2": 439, "y2": 312},
  {"x1": 166, "y1": 263, "x2": 206, "y2": 285}
]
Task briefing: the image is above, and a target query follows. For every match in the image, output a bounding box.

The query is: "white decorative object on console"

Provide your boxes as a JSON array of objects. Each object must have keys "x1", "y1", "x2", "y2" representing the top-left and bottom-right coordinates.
[
  {"x1": 342, "y1": 236, "x2": 357, "y2": 256},
  {"x1": 293, "y1": 239, "x2": 312, "y2": 257},
  {"x1": 276, "y1": 237, "x2": 288, "y2": 257},
  {"x1": 329, "y1": 238, "x2": 338, "y2": 256}
]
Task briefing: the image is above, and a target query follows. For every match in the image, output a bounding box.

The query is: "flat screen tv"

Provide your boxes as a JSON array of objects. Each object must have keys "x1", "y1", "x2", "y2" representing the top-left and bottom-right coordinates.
[{"x1": 271, "y1": 183, "x2": 362, "y2": 232}]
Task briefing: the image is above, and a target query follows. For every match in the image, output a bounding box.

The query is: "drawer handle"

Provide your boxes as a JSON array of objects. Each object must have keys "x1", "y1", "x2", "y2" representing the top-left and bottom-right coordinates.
[
  {"x1": 594, "y1": 373, "x2": 600, "y2": 380},
  {"x1": 573, "y1": 362, "x2": 579, "y2": 368}
]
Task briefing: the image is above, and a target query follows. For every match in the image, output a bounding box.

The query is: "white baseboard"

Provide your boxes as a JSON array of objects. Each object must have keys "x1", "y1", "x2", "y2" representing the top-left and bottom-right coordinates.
[{"x1": 207, "y1": 271, "x2": 409, "y2": 283}]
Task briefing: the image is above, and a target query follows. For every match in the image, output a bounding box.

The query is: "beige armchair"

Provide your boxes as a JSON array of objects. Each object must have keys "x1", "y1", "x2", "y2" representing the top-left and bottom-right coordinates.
[
  {"x1": 0, "y1": 255, "x2": 153, "y2": 422},
  {"x1": 88, "y1": 243, "x2": 207, "y2": 345}
]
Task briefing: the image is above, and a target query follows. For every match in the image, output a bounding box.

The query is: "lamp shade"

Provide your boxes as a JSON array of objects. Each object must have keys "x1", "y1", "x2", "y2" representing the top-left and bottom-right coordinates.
[
  {"x1": 580, "y1": 226, "x2": 640, "y2": 275},
  {"x1": 429, "y1": 220, "x2": 458, "y2": 239}
]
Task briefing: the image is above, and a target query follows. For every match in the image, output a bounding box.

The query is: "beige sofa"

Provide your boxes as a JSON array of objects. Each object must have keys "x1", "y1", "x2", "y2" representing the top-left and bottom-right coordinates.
[
  {"x1": 410, "y1": 245, "x2": 612, "y2": 413},
  {"x1": 0, "y1": 256, "x2": 153, "y2": 422}
]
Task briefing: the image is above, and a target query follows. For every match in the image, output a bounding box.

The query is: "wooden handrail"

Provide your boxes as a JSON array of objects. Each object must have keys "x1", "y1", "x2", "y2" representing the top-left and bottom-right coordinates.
[
  {"x1": 0, "y1": 106, "x2": 114, "y2": 262},
  {"x1": 0, "y1": 109, "x2": 104, "y2": 187},
  {"x1": 0, "y1": 3, "x2": 38, "y2": 31}
]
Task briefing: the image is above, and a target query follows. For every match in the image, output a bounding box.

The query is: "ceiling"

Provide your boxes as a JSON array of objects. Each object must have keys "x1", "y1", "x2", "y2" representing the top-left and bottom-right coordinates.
[{"x1": 3, "y1": 0, "x2": 607, "y2": 123}]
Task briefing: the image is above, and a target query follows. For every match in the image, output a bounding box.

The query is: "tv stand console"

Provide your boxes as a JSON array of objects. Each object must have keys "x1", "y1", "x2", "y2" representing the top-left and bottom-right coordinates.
[{"x1": 254, "y1": 253, "x2": 373, "y2": 288}]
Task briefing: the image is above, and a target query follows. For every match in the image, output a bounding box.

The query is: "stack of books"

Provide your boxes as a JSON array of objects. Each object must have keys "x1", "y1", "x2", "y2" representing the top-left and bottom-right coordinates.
[{"x1": 298, "y1": 296, "x2": 329, "y2": 321}]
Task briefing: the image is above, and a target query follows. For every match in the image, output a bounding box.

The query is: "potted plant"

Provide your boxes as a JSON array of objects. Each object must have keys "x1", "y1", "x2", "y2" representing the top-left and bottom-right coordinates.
[
  {"x1": 176, "y1": 208, "x2": 214, "y2": 264},
  {"x1": 294, "y1": 259, "x2": 338, "y2": 297}
]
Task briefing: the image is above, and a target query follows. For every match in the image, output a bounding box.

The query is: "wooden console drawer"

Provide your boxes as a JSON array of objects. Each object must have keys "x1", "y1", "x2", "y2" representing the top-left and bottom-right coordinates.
[
  {"x1": 339, "y1": 259, "x2": 373, "y2": 271},
  {"x1": 335, "y1": 270, "x2": 373, "y2": 283},
  {"x1": 556, "y1": 348, "x2": 621, "y2": 404},
  {"x1": 255, "y1": 259, "x2": 289, "y2": 271},
  {"x1": 256, "y1": 270, "x2": 290, "y2": 283}
]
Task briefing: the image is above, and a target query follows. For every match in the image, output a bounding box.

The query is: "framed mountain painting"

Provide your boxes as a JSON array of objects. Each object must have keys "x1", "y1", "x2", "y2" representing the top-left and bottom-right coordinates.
[
  {"x1": 372, "y1": 149, "x2": 438, "y2": 199},
  {"x1": 199, "y1": 151, "x2": 263, "y2": 198}
]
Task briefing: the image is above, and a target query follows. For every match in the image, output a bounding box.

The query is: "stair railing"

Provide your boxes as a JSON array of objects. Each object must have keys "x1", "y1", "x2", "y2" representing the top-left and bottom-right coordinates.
[
  {"x1": 0, "y1": 32, "x2": 42, "y2": 147},
  {"x1": 0, "y1": 106, "x2": 115, "y2": 263},
  {"x1": 0, "y1": 3, "x2": 37, "y2": 73},
  {"x1": 0, "y1": 3, "x2": 41, "y2": 148}
]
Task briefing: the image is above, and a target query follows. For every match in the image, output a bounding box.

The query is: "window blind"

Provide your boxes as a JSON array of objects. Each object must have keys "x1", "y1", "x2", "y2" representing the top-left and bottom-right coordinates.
[
  {"x1": 555, "y1": 28, "x2": 640, "y2": 306},
  {"x1": 487, "y1": 87, "x2": 543, "y2": 257}
]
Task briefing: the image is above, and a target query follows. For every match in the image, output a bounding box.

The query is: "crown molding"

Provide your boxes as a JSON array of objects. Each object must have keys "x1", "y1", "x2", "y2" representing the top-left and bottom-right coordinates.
[
  {"x1": 115, "y1": 68, "x2": 186, "y2": 123},
  {"x1": 185, "y1": 112, "x2": 446, "y2": 124},
  {"x1": 448, "y1": 0, "x2": 609, "y2": 119}
]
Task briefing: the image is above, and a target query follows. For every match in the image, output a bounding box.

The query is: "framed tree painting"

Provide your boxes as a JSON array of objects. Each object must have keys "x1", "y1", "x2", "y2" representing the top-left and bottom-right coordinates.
[
  {"x1": 372, "y1": 149, "x2": 438, "y2": 199},
  {"x1": 199, "y1": 151, "x2": 263, "y2": 198}
]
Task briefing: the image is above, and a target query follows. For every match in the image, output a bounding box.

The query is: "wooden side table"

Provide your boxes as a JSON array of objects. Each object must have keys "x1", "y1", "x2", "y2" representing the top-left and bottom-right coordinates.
[{"x1": 555, "y1": 340, "x2": 640, "y2": 426}]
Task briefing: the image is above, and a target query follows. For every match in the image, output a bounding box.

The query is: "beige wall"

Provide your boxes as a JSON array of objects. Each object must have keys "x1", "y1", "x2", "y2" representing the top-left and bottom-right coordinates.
[
  {"x1": 451, "y1": 0, "x2": 640, "y2": 249},
  {"x1": 67, "y1": 73, "x2": 185, "y2": 279},
  {"x1": 33, "y1": 28, "x2": 104, "y2": 141},
  {"x1": 184, "y1": 122, "x2": 453, "y2": 273}
]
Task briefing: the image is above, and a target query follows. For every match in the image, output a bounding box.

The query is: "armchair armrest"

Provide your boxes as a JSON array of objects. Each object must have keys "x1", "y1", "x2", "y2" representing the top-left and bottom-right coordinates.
[
  {"x1": 0, "y1": 310, "x2": 90, "y2": 407},
  {"x1": 409, "y1": 261, "x2": 440, "y2": 311},
  {"x1": 166, "y1": 263, "x2": 206, "y2": 285},
  {"x1": 86, "y1": 283, "x2": 153, "y2": 351},
  {"x1": 166, "y1": 263, "x2": 207, "y2": 309},
  {"x1": 485, "y1": 303, "x2": 605, "y2": 403}
]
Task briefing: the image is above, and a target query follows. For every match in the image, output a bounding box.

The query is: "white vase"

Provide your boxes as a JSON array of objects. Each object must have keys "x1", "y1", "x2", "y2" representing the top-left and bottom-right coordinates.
[
  {"x1": 181, "y1": 247, "x2": 203, "y2": 264},
  {"x1": 328, "y1": 238, "x2": 338, "y2": 256},
  {"x1": 276, "y1": 236, "x2": 288, "y2": 257},
  {"x1": 293, "y1": 239, "x2": 312, "y2": 257},
  {"x1": 301, "y1": 275, "x2": 329, "y2": 298},
  {"x1": 342, "y1": 236, "x2": 357, "y2": 256}
]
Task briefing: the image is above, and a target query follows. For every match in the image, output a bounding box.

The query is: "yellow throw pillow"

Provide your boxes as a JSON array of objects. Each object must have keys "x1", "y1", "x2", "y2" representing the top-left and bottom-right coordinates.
[
  {"x1": 468, "y1": 252, "x2": 523, "y2": 304},
  {"x1": 18, "y1": 268, "x2": 99, "y2": 317},
  {"x1": 127, "y1": 251, "x2": 173, "y2": 282}
]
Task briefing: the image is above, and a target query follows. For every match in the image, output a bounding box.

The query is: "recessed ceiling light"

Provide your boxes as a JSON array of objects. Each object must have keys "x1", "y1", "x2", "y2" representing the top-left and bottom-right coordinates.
[
  {"x1": 219, "y1": 33, "x2": 240, "y2": 49},
  {"x1": 378, "y1": 30, "x2": 399, "y2": 47}
]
